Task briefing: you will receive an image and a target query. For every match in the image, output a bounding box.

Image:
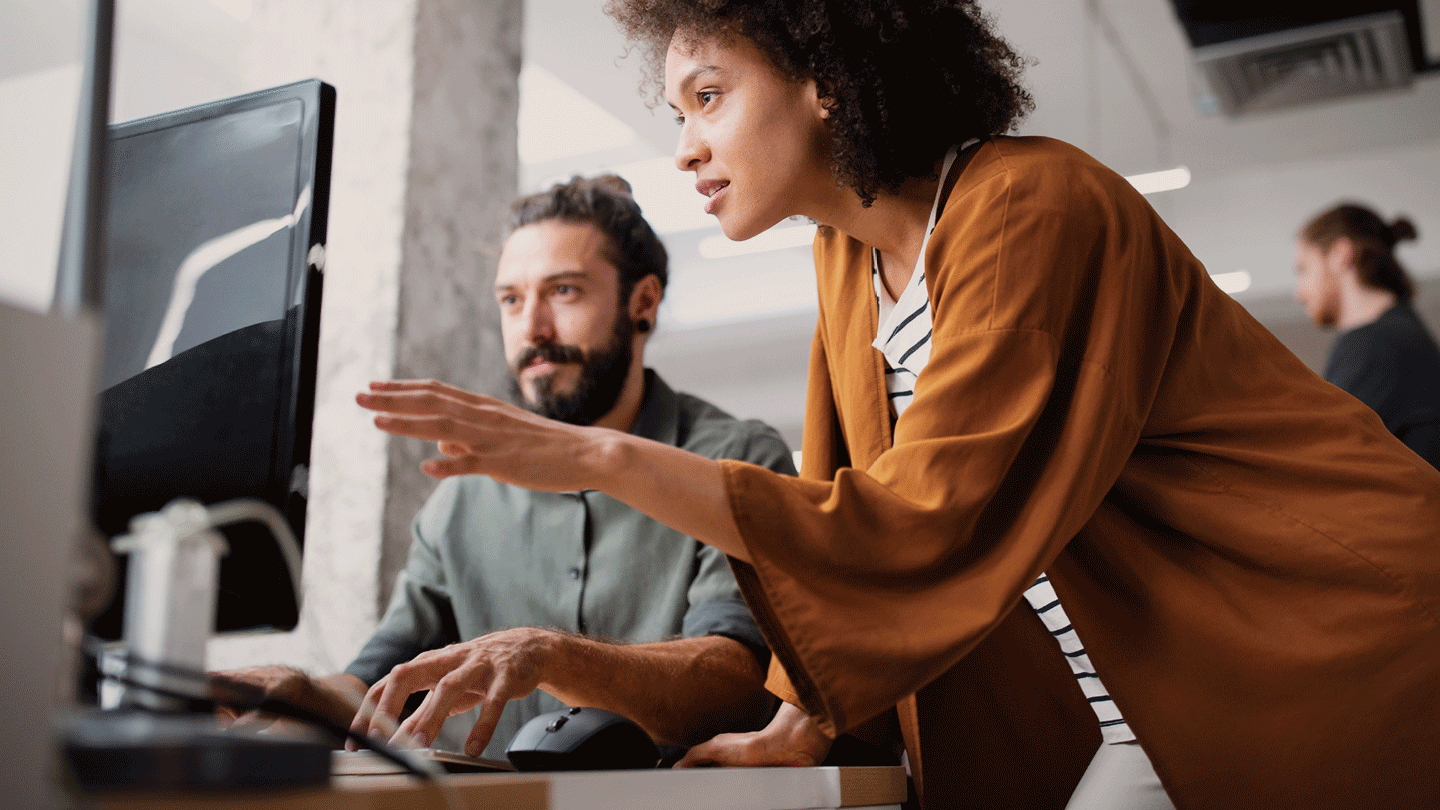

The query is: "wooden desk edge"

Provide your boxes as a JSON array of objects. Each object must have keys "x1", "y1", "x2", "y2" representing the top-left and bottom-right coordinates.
[
  {"x1": 837, "y1": 765, "x2": 909, "y2": 807},
  {"x1": 81, "y1": 765, "x2": 906, "y2": 809},
  {"x1": 79, "y1": 775, "x2": 550, "y2": 810}
]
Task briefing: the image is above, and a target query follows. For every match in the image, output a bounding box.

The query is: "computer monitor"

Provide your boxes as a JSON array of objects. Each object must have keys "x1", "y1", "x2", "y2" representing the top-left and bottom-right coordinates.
[{"x1": 88, "y1": 79, "x2": 335, "y2": 640}]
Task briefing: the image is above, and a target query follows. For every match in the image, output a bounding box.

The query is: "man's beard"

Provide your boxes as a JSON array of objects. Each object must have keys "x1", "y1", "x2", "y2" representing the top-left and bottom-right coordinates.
[
  {"x1": 509, "y1": 312, "x2": 634, "y2": 426},
  {"x1": 1310, "y1": 298, "x2": 1339, "y2": 329}
]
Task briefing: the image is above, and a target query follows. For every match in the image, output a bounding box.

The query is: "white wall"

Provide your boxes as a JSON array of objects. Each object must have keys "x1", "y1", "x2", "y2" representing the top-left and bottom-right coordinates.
[{"x1": 0, "y1": 63, "x2": 81, "y2": 311}]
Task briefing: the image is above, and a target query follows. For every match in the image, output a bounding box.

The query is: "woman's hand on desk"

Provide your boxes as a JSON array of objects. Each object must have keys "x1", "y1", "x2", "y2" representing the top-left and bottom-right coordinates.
[{"x1": 674, "y1": 700, "x2": 832, "y2": 768}]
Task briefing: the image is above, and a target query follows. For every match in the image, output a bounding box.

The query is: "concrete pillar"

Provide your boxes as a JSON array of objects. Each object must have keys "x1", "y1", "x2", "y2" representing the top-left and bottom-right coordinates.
[{"x1": 208, "y1": 0, "x2": 520, "y2": 674}]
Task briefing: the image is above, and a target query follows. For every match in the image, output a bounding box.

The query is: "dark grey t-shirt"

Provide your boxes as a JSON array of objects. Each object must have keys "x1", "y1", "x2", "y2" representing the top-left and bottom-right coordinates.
[
  {"x1": 1325, "y1": 304, "x2": 1440, "y2": 470},
  {"x1": 346, "y1": 370, "x2": 795, "y2": 756}
]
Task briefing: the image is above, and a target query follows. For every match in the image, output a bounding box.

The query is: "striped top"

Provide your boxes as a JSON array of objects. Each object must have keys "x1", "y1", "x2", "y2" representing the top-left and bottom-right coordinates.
[{"x1": 871, "y1": 144, "x2": 1134, "y2": 744}]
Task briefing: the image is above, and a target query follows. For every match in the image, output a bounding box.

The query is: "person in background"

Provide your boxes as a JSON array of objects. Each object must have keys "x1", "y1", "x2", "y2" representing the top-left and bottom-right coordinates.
[
  {"x1": 217, "y1": 174, "x2": 790, "y2": 760},
  {"x1": 1295, "y1": 202, "x2": 1440, "y2": 468}
]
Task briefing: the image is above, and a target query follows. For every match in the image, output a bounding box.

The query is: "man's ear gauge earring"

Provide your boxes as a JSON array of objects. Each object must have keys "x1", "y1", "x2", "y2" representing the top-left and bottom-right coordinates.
[{"x1": 636, "y1": 318, "x2": 652, "y2": 334}]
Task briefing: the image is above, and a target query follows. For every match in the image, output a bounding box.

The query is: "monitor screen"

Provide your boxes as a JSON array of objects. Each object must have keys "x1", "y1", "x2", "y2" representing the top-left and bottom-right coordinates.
[{"x1": 89, "y1": 79, "x2": 334, "y2": 639}]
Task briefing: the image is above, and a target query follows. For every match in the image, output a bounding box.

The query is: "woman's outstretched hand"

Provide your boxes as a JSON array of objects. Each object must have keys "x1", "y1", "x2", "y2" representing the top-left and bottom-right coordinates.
[
  {"x1": 675, "y1": 700, "x2": 833, "y2": 768},
  {"x1": 355, "y1": 379, "x2": 609, "y2": 492},
  {"x1": 358, "y1": 377, "x2": 751, "y2": 562}
]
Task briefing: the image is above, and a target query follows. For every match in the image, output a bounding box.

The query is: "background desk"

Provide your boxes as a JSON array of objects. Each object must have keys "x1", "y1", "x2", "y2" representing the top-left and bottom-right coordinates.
[{"x1": 86, "y1": 765, "x2": 907, "y2": 809}]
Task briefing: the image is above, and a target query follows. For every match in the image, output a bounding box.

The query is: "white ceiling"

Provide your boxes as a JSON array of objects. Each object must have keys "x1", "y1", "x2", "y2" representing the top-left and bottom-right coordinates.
[{"x1": 523, "y1": 0, "x2": 1440, "y2": 179}]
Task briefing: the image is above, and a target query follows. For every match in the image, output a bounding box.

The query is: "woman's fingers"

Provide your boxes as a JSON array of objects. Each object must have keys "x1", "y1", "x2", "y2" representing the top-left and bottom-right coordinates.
[
  {"x1": 673, "y1": 732, "x2": 755, "y2": 768},
  {"x1": 370, "y1": 412, "x2": 473, "y2": 442},
  {"x1": 357, "y1": 379, "x2": 600, "y2": 493},
  {"x1": 359, "y1": 394, "x2": 480, "y2": 426},
  {"x1": 358, "y1": 388, "x2": 503, "y2": 451},
  {"x1": 420, "y1": 457, "x2": 483, "y2": 479},
  {"x1": 368, "y1": 378, "x2": 491, "y2": 404},
  {"x1": 360, "y1": 379, "x2": 499, "y2": 414},
  {"x1": 675, "y1": 702, "x2": 832, "y2": 768},
  {"x1": 437, "y1": 440, "x2": 470, "y2": 458}
]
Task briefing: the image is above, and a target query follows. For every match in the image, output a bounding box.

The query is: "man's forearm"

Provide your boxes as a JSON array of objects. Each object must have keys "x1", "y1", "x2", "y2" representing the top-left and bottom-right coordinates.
[{"x1": 536, "y1": 633, "x2": 772, "y2": 747}]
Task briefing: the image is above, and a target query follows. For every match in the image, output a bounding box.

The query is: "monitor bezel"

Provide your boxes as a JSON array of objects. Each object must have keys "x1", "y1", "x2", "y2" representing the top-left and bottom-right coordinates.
[{"x1": 92, "y1": 78, "x2": 335, "y2": 635}]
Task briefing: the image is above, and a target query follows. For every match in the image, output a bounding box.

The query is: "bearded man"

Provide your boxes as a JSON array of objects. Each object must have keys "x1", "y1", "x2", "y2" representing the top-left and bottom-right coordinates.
[{"x1": 218, "y1": 175, "x2": 792, "y2": 760}]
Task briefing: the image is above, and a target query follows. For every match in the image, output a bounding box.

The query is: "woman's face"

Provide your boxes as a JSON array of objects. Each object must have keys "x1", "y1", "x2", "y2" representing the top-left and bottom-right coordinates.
[{"x1": 665, "y1": 32, "x2": 834, "y2": 240}]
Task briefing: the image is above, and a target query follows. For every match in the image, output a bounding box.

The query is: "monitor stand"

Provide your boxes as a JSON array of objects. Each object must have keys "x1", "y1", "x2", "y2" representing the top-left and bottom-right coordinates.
[{"x1": 63, "y1": 710, "x2": 331, "y2": 792}]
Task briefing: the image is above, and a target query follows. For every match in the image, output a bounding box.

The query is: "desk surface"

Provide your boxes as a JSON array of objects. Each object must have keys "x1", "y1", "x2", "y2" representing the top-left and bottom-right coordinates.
[{"x1": 84, "y1": 765, "x2": 908, "y2": 810}]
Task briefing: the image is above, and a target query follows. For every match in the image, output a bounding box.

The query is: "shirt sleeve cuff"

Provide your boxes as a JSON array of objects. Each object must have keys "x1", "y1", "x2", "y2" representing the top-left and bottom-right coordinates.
[
  {"x1": 682, "y1": 598, "x2": 770, "y2": 667},
  {"x1": 343, "y1": 632, "x2": 426, "y2": 686}
]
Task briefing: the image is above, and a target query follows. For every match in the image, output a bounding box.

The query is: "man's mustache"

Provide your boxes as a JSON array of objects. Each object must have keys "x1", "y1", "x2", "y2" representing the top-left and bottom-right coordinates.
[{"x1": 513, "y1": 342, "x2": 586, "y2": 375}]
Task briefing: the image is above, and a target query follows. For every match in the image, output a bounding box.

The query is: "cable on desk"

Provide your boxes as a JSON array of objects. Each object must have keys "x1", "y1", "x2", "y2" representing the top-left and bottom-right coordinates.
[{"x1": 81, "y1": 634, "x2": 434, "y2": 781}]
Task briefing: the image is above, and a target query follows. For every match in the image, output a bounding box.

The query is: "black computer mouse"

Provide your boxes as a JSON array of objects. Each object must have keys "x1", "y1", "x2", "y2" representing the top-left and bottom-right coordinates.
[{"x1": 504, "y1": 706, "x2": 660, "y2": 772}]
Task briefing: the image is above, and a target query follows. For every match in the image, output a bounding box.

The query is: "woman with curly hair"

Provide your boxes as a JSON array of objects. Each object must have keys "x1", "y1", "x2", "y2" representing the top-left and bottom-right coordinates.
[{"x1": 355, "y1": 2, "x2": 1440, "y2": 808}]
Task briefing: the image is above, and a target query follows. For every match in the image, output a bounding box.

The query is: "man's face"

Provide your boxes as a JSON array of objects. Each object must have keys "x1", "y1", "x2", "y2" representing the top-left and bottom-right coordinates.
[
  {"x1": 1293, "y1": 239, "x2": 1341, "y2": 329},
  {"x1": 495, "y1": 220, "x2": 634, "y2": 425}
]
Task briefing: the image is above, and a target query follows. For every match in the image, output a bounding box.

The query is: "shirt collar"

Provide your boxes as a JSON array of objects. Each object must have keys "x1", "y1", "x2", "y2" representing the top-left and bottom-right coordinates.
[{"x1": 626, "y1": 368, "x2": 681, "y2": 447}]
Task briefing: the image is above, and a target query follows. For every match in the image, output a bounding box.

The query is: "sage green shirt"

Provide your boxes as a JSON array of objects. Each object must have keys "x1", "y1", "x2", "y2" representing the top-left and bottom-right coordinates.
[{"x1": 347, "y1": 370, "x2": 794, "y2": 757}]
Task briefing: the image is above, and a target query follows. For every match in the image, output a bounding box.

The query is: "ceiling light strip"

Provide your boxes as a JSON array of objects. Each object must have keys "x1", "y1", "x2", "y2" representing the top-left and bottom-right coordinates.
[{"x1": 1126, "y1": 166, "x2": 1191, "y2": 195}]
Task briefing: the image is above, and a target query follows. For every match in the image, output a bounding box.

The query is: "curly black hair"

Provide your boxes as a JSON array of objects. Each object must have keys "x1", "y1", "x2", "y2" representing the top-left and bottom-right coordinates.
[{"x1": 605, "y1": 0, "x2": 1033, "y2": 205}]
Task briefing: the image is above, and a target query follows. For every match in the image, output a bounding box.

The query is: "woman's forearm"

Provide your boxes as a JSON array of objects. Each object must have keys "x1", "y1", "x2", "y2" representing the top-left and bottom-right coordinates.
[
  {"x1": 356, "y1": 380, "x2": 752, "y2": 562},
  {"x1": 586, "y1": 431, "x2": 751, "y2": 563}
]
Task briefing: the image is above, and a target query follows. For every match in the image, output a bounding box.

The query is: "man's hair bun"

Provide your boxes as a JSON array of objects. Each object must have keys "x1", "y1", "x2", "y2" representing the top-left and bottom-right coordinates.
[
  {"x1": 1388, "y1": 217, "x2": 1418, "y2": 247},
  {"x1": 589, "y1": 173, "x2": 635, "y2": 198}
]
